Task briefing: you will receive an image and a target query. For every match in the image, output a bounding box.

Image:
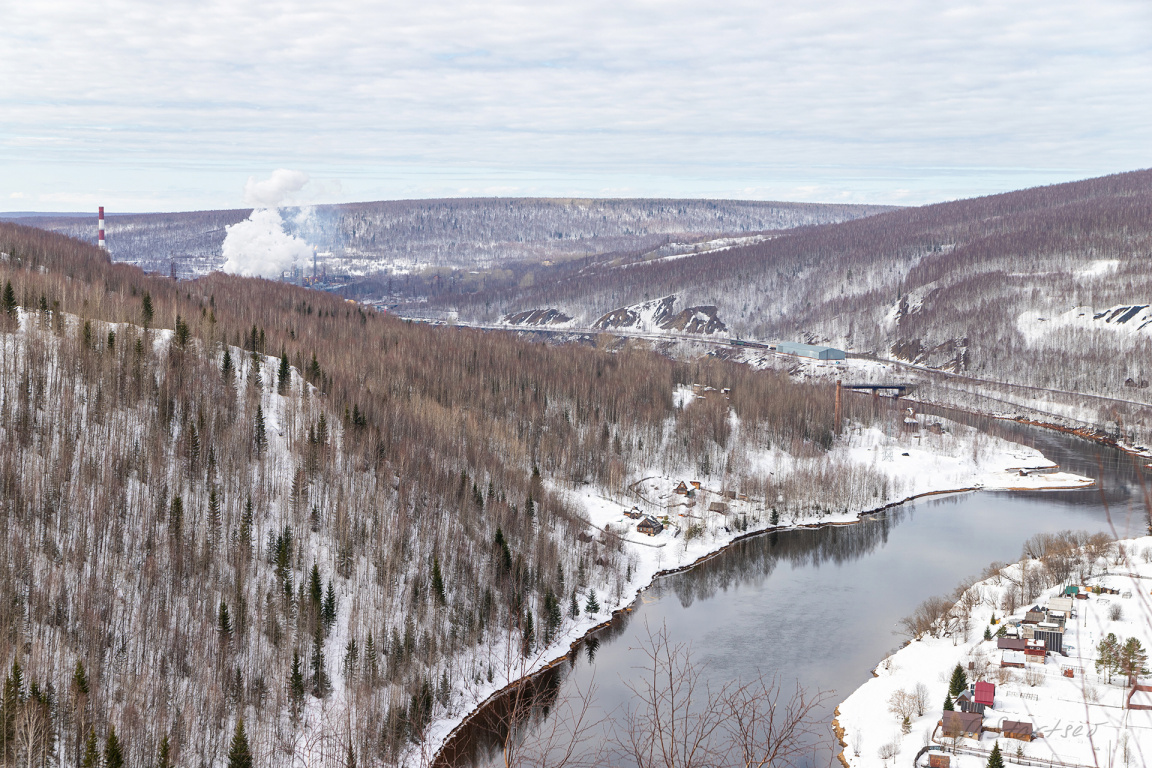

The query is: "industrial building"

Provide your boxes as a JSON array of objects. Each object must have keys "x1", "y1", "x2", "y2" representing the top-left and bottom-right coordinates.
[{"x1": 774, "y1": 341, "x2": 846, "y2": 360}]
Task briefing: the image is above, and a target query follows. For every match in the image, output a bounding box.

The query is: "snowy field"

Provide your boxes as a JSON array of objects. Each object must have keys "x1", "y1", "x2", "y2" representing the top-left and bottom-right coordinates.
[{"x1": 837, "y1": 536, "x2": 1152, "y2": 768}]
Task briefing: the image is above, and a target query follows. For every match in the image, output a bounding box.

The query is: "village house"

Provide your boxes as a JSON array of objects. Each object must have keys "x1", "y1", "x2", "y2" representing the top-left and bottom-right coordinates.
[
  {"x1": 1033, "y1": 622, "x2": 1064, "y2": 654},
  {"x1": 974, "y1": 681, "x2": 995, "y2": 710},
  {"x1": 708, "y1": 501, "x2": 729, "y2": 514},
  {"x1": 674, "y1": 481, "x2": 689, "y2": 495},
  {"x1": 1001, "y1": 650, "x2": 1026, "y2": 669},
  {"x1": 941, "y1": 710, "x2": 983, "y2": 740},
  {"x1": 928, "y1": 754, "x2": 951, "y2": 768},
  {"x1": 955, "y1": 682, "x2": 995, "y2": 715},
  {"x1": 1002, "y1": 720, "x2": 1034, "y2": 742},
  {"x1": 637, "y1": 516, "x2": 663, "y2": 536},
  {"x1": 625, "y1": 507, "x2": 643, "y2": 520},
  {"x1": 1024, "y1": 638, "x2": 1047, "y2": 663}
]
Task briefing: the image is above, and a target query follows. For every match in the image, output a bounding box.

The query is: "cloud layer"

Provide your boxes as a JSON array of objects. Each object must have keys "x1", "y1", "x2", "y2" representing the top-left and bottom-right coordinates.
[{"x1": 2, "y1": 1, "x2": 1150, "y2": 210}]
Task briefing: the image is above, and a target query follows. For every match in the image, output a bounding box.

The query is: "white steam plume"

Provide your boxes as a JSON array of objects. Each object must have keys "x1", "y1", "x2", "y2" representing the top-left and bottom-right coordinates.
[
  {"x1": 221, "y1": 170, "x2": 313, "y2": 279},
  {"x1": 243, "y1": 169, "x2": 310, "y2": 207}
]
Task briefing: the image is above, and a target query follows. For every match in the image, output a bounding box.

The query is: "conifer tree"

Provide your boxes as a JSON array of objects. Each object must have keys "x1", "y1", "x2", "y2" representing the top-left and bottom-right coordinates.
[
  {"x1": 984, "y1": 626, "x2": 992, "y2": 641},
  {"x1": 254, "y1": 404, "x2": 267, "y2": 455},
  {"x1": 323, "y1": 580, "x2": 337, "y2": 629},
  {"x1": 987, "y1": 742, "x2": 1005, "y2": 768},
  {"x1": 311, "y1": 622, "x2": 328, "y2": 697},
  {"x1": 431, "y1": 557, "x2": 446, "y2": 605},
  {"x1": 770, "y1": 508, "x2": 780, "y2": 526},
  {"x1": 209, "y1": 486, "x2": 222, "y2": 542},
  {"x1": 222, "y1": 348, "x2": 234, "y2": 381},
  {"x1": 1095, "y1": 633, "x2": 1121, "y2": 683},
  {"x1": 943, "y1": 693, "x2": 954, "y2": 711},
  {"x1": 81, "y1": 729, "x2": 100, "y2": 768},
  {"x1": 289, "y1": 649, "x2": 305, "y2": 721},
  {"x1": 309, "y1": 564, "x2": 323, "y2": 607},
  {"x1": 585, "y1": 589, "x2": 600, "y2": 615},
  {"x1": 278, "y1": 351, "x2": 291, "y2": 394},
  {"x1": 1, "y1": 659, "x2": 23, "y2": 758},
  {"x1": 239, "y1": 496, "x2": 253, "y2": 561},
  {"x1": 1120, "y1": 636, "x2": 1149, "y2": 684},
  {"x1": 948, "y1": 663, "x2": 968, "y2": 698},
  {"x1": 141, "y1": 292, "x2": 154, "y2": 327},
  {"x1": 104, "y1": 725, "x2": 124, "y2": 768},
  {"x1": 1, "y1": 280, "x2": 16, "y2": 317},
  {"x1": 365, "y1": 632, "x2": 378, "y2": 682},
  {"x1": 345, "y1": 732, "x2": 357, "y2": 768},
  {"x1": 156, "y1": 735, "x2": 173, "y2": 768},
  {"x1": 522, "y1": 608, "x2": 535, "y2": 656},
  {"x1": 569, "y1": 588, "x2": 581, "y2": 619},
  {"x1": 227, "y1": 719, "x2": 253, "y2": 768},
  {"x1": 218, "y1": 600, "x2": 233, "y2": 642},
  {"x1": 72, "y1": 660, "x2": 89, "y2": 696}
]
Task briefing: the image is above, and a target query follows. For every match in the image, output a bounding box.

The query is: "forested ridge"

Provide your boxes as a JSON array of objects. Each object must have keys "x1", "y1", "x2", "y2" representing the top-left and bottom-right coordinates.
[
  {"x1": 16, "y1": 198, "x2": 889, "y2": 277},
  {"x1": 0, "y1": 222, "x2": 890, "y2": 767},
  {"x1": 448, "y1": 169, "x2": 1152, "y2": 411}
]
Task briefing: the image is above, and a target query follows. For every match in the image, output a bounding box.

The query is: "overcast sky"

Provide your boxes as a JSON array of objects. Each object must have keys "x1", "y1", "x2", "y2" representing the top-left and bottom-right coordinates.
[{"x1": 2, "y1": 0, "x2": 1150, "y2": 212}]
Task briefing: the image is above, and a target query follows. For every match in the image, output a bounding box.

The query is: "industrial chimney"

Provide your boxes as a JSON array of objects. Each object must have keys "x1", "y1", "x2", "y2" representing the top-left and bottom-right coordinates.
[{"x1": 98, "y1": 206, "x2": 106, "y2": 249}]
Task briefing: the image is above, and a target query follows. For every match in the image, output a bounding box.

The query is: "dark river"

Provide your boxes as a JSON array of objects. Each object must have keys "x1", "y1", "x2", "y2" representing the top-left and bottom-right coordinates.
[{"x1": 438, "y1": 417, "x2": 1150, "y2": 768}]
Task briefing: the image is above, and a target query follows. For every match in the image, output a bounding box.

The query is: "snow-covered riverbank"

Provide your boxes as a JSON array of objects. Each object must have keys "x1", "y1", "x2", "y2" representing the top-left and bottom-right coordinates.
[
  {"x1": 427, "y1": 414, "x2": 1095, "y2": 763},
  {"x1": 836, "y1": 536, "x2": 1152, "y2": 768}
]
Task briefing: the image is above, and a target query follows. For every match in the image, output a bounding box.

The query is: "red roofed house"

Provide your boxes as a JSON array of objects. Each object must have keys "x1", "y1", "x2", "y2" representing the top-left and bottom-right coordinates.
[{"x1": 974, "y1": 682, "x2": 995, "y2": 709}]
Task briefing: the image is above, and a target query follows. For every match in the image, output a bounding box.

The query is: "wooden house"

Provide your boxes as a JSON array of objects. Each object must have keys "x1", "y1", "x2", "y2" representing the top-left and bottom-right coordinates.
[
  {"x1": 1024, "y1": 638, "x2": 1047, "y2": 663},
  {"x1": 941, "y1": 711, "x2": 982, "y2": 740},
  {"x1": 707, "y1": 501, "x2": 729, "y2": 514},
  {"x1": 1002, "y1": 720, "x2": 1034, "y2": 742},
  {"x1": 690, "y1": 481, "x2": 702, "y2": 490},
  {"x1": 673, "y1": 481, "x2": 689, "y2": 495},
  {"x1": 1001, "y1": 650, "x2": 1025, "y2": 669},
  {"x1": 1024, "y1": 606, "x2": 1046, "y2": 623},
  {"x1": 637, "y1": 516, "x2": 663, "y2": 536},
  {"x1": 954, "y1": 691, "x2": 977, "y2": 714},
  {"x1": 625, "y1": 507, "x2": 643, "y2": 520}
]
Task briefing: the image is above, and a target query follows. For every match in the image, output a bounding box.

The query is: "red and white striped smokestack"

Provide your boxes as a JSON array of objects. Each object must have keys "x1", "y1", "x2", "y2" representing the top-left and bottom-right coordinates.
[{"x1": 98, "y1": 206, "x2": 106, "y2": 249}]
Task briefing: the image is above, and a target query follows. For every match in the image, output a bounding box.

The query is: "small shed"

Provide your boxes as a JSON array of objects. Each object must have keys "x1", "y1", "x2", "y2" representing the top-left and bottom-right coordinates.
[
  {"x1": 637, "y1": 516, "x2": 663, "y2": 536},
  {"x1": 708, "y1": 501, "x2": 730, "y2": 514},
  {"x1": 1048, "y1": 596, "x2": 1074, "y2": 614},
  {"x1": 1025, "y1": 606, "x2": 1046, "y2": 623},
  {"x1": 690, "y1": 481, "x2": 702, "y2": 490},
  {"x1": 941, "y1": 711, "x2": 982, "y2": 740},
  {"x1": 955, "y1": 691, "x2": 979, "y2": 714},
  {"x1": 1001, "y1": 650, "x2": 1026, "y2": 669},
  {"x1": 625, "y1": 507, "x2": 643, "y2": 520},
  {"x1": 1002, "y1": 720, "x2": 1034, "y2": 742},
  {"x1": 928, "y1": 755, "x2": 951, "y2": 768}
]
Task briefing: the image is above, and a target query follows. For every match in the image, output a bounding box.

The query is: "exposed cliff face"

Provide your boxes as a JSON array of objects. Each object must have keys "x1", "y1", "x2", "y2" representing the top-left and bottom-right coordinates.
[
  {"x1": 502, "y1": 307, "x2": 574, "y2": 326},
  {"x1": 592, "y1": 295, "x2": 728, "y2": 335}
]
